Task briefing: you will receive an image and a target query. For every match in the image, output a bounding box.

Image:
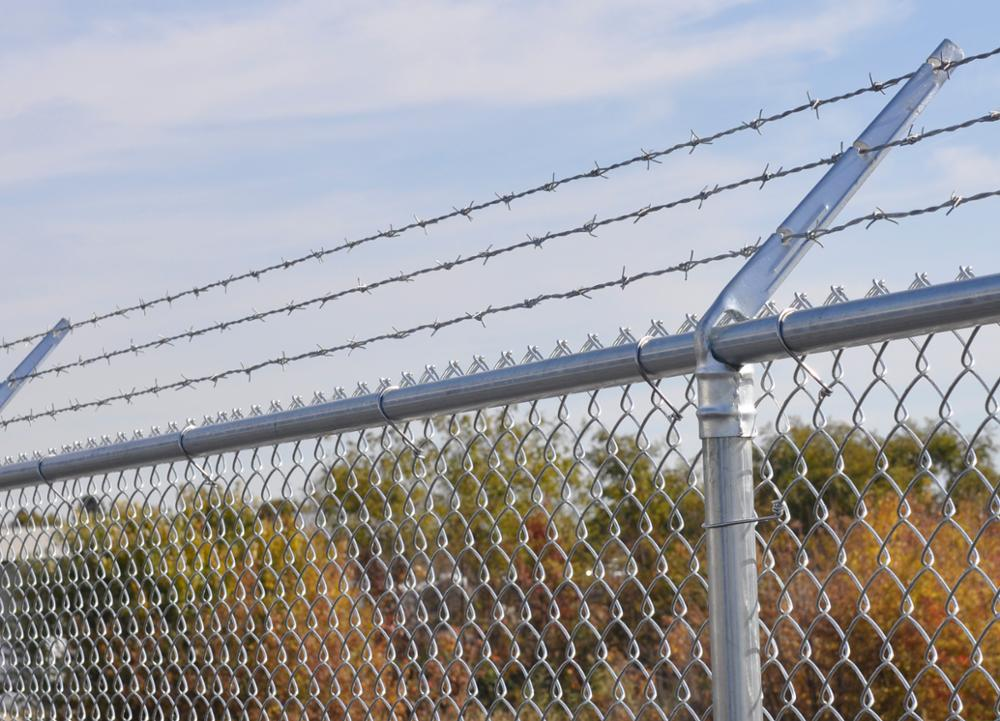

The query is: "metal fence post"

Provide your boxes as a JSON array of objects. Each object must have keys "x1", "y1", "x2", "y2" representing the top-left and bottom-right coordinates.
[{"x1": 693, "y1": 39, "x2": 962, "y2": 721}]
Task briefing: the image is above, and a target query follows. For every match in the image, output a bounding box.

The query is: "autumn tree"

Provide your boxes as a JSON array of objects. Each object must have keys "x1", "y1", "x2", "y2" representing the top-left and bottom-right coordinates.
[{"x1": 5, "y1": 415, "x2": 996, "y2": 720}]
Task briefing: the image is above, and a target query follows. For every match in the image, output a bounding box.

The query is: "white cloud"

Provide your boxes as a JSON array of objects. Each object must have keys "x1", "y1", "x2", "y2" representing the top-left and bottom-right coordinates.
[
  {"x1": 927, "y1": 144, "x2": 1000, "y2": 191},
  {"x1": 0, "y1": 0, "x2": 903, "y2": 184}
]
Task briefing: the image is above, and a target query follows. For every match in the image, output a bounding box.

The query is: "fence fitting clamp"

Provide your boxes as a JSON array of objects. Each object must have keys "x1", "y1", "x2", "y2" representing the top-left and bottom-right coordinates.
[{"x1": 691, "y1": 39, "x2": 962, "y2": 721}]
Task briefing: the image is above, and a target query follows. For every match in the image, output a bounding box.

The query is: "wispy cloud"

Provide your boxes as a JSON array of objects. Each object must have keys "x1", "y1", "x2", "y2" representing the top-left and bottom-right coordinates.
[
  {"x1": 927, "y1": 145, "x2": 1000, "y2": 191},
  {"x1": 0, "y1": 0, "x2": 903, "y2": 184}
]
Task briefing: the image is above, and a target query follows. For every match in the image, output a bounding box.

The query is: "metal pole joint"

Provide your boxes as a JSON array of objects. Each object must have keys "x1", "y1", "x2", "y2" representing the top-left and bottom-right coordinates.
[
  {"x1": 691, "y1": 38, "x2": 962, "y2": 721},
  {"x1": 693, "y1": 351, "x2": 755, "y2": 439},
  {"x1": 694, "y1": 37, "x2": 963, "y2": 440}
]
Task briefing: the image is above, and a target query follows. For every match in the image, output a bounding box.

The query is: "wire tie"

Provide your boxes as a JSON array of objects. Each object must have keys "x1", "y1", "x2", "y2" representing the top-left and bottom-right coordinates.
[
  {"x1": 634, "y1": 336, "x2": 682, "y2": 421},
  {"x1": 776, "y1": 309, "x2": 833, "y2": 401},
  {"x1": 704, "y1": 501, "x2": 786, "y2": 530},
  {"x1": 178, "y1": 423, "x2": 217, "y2": 485},
  {"x1": 376, "y1": 386, "x2": 424, "y2": 458},
  {"x1": 36, "y1": 460, "x2": 72, "y2": 505}
]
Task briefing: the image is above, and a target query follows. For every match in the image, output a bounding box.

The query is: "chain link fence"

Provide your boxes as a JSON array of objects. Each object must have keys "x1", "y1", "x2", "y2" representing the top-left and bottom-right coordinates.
[{"x1": 0, "y1": 277, "x2": 997, "y2": 721}]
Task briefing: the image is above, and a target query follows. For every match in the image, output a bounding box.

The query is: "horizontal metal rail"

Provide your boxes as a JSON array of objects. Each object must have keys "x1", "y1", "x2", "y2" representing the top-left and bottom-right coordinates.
[{"x1": 4, "y1": 272, "x2": 999, "y2": 490}]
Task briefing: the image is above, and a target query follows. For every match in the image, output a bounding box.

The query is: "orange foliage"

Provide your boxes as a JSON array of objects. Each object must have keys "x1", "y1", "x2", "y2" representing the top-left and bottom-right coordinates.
[{"x1": 16, "y1": 418, "x2": 998, "y2": 720}]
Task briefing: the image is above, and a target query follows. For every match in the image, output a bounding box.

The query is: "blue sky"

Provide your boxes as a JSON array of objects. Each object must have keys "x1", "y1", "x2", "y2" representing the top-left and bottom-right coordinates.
[{"x1": 1, "y1": 0, "x2": 999, "y2": 456}]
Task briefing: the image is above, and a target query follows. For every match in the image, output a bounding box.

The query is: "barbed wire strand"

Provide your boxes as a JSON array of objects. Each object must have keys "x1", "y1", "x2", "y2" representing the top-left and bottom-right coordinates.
[
  {"x1": 6, "y1": 111, "x2": 997, "y2": 388},
  {"x1": 803, "y1": 187, "x2": 1000, "y2": 241},
  {"x1": 4, "y1": 183, "x2": 1000, "y2": 429},
  {"x1": 5, "y1": 266, "x2": 977, "y2": 462},
  {"x1": 0, "y1": 246, "x2": 754, "y2": 429},
  {"x1": 2, "y1": 45, "x2": 996, "y2": 356}
]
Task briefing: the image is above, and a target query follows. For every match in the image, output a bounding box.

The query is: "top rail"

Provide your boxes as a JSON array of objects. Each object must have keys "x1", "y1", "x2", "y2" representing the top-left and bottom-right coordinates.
[{"x1": 3, "y1": 272, "x2": 999, "y2": 491}]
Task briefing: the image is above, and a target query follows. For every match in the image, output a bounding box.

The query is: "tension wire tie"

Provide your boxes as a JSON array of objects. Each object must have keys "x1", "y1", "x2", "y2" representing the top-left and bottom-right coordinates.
[
  {"x1": 376, "y1": 386, "x2": 424, "y2": 458},
  {"x1": 635, "y1": 336, "x2": 683, "y2": 421}
]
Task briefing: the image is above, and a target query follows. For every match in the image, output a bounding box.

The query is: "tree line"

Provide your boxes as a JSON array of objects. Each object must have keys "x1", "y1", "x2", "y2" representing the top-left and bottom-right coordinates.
[{"x1": 3, "y1": 414, "x2": 998, "y2": 721}]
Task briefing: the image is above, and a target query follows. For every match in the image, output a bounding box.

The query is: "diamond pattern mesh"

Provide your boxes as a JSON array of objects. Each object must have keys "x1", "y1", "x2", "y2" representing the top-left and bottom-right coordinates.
[{"x1": 1, "y1": 289, "x2": 998, "y2": 721}]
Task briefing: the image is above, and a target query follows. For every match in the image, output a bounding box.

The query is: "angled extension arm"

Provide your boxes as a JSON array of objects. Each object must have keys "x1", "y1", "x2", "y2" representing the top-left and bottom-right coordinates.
[{"x1": 0, "y1": 319, "x2": 70, "y2": 415}]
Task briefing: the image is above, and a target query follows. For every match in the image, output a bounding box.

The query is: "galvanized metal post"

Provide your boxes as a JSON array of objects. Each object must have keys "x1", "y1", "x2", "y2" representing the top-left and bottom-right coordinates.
[{"x1": 693, "y1": 39, "x2": 962, "y2": 721}]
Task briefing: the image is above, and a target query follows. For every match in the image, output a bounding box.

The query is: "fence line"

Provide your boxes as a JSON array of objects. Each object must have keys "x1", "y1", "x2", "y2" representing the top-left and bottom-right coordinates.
[
  {"x1": 1, "y1": 275, "x2": 999, "y2": 720},
  {"x1": 2, "y1": 36, "x2": 1000, "y2": 721},
  {"x1": 0, "y1": 270, "x2": 994, "y2": 491}
]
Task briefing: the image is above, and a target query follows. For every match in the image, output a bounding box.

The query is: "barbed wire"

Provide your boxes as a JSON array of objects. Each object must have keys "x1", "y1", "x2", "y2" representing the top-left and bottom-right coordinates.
[
  {"x1": 803, "y1": 187, "x2": 1000, "y2": 241},
  {"x1": 5, "y1": 181, "x2": 1000, "y2": 429},
  {"x1": 940, "y1": 44, "x2": 1000, "y2": 74},
  {"x1": 0, "y1": 246, "x2": 753, "y2": 428},
  {"x1": 1, "y1": 268, "x2": 976, "y2": 463},
  {"x1": 3, "y1": 45, "x2": 997, "y2": 357},
  {"x1": 4, "y1": 111, "x2": 996, "y2": 389}
]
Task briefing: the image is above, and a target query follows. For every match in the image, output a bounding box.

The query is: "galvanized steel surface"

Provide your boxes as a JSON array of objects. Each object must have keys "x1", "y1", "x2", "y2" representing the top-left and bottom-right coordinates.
[{"x1": 694, "y1": 43, "x2": 953, "y2": 721}]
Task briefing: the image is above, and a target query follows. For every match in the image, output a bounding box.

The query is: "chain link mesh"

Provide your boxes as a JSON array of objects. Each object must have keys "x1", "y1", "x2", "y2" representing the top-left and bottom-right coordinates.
[{"x1": 1, "y1": 281, "x2": 998, "y2": 721}]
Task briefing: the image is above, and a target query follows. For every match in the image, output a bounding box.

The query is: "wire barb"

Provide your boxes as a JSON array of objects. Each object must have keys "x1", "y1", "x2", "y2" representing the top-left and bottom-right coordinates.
[{"x1": 947, "y1": 193, "x2": 964, "y2": 215}]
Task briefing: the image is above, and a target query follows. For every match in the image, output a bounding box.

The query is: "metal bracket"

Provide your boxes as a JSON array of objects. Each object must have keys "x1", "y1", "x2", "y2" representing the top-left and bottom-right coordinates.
[
  {"x1": 0, "y1": 318, "x2": 71, "y2": 415},
  {"x1": 695, "y1": 38, "x2": 963, "y2": 439}
]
